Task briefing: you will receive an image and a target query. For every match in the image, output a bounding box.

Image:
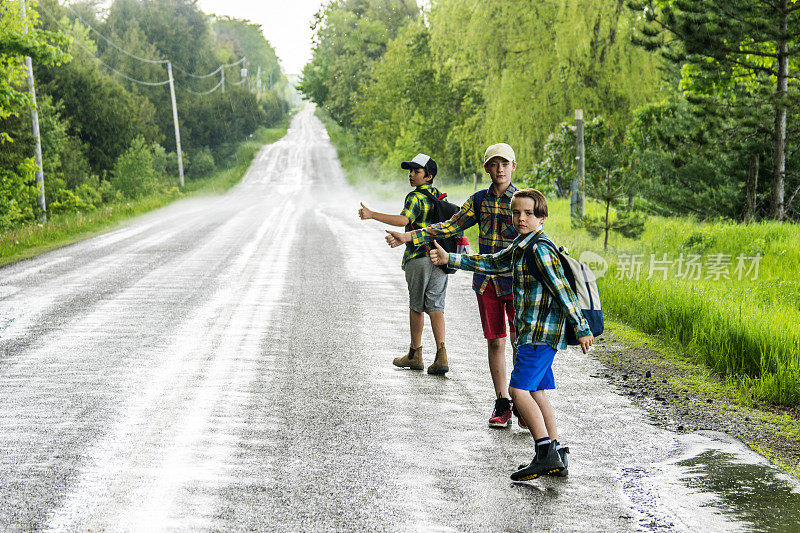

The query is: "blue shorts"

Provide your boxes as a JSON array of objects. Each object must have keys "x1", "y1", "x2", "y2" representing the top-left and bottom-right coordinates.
[{"x1": 509, "y1": 343, "x2": 557, "y2": 391}]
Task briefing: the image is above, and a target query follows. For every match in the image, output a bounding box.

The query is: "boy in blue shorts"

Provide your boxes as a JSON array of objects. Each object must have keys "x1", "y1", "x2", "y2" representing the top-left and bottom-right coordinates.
[
  {"x1": 358, "y1": 153, "x2": 449, "y2": 375},
  {"x1": 429, "y1": 188, "x2": 593, "y2": 479}
]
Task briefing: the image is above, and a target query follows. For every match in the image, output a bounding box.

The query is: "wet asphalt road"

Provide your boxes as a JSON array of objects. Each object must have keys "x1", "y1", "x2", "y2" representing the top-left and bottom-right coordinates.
[{"x1": 1, "y1": 106, "x2": 799, "y2": 532}]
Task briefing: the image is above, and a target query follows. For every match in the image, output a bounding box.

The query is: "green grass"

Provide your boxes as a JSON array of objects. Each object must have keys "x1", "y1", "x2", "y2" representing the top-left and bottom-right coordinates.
[
  {"x1": 319, "y1": 106, "x2": 800, "y2": 406},
  {"x1": 542, "y1": 199, "x2": 800, "y2": 406},
  {"x1": 0, "y1": 118, "x2": 291, "y2": 267}
]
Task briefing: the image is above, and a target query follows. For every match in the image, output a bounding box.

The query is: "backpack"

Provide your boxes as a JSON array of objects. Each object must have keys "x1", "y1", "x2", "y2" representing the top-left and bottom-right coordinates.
[
  {"x1": 524, "y1": 237, "x2": 604, "y2": 345},
  {"x1": 407, "y1": 188, "x2": 465, "y2": 274}
]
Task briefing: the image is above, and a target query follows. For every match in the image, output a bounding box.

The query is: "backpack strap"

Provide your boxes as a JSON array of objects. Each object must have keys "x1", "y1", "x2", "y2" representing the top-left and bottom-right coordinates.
[
  {"x1": 473, "y1": 188, "x2": 488, "y2": 219},
  {"x1": 523, "y1": 236, "x2": 562, "y2": 285}
]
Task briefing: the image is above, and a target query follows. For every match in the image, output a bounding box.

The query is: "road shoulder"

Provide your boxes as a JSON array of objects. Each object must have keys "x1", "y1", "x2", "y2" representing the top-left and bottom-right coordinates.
[{"x1": 592, "y1": 320, "x2": 800, "y2": 479}]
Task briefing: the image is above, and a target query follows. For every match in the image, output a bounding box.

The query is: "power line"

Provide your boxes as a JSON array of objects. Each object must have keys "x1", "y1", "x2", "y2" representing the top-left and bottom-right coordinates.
[
  {"x1": 172, "y1": 58, "x2": 246, "y2": 79},
  {"x1": 58, "y1": 2, "x2": 246, "y2": 81},
  {"x1": 39, "y1": 4, "x2": 170, "y2": 86},
  {"x1": 181, "y1": 78, "x2": 224, "y2": 95},
  {"x1": 62, "y1": 1, "x2": 167, "y2": 65}
]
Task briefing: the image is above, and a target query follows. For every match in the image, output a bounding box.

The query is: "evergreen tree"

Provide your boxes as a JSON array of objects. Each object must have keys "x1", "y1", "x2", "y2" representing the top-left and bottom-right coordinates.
[{"x1": 628, "y1": 0, "x2": 800, "y2": 220}]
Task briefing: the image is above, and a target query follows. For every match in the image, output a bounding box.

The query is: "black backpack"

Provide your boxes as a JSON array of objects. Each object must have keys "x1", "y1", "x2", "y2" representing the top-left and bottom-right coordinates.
[{"x1": 406, "y1": 188, "x2": 461, "y2": 273}]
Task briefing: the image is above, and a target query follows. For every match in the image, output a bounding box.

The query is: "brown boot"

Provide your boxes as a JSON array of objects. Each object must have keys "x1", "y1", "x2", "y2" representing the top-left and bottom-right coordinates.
[
  {"x1": 393, "y1": 346, "x2": 423, "y2": 370},
  {"x1": 427, "y1": 343, "x2": 449, "y2": 375}
]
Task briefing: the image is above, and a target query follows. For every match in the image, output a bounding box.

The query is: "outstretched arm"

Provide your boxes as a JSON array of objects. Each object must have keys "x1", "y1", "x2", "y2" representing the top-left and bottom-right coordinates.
[
  {"x1": 412, "y1": 195, "x2": 477, "y2": 245},
  {"x1": 359, "y1": 202, "x2": 409, "y2": 227},
  {"x1": 385, "y1": 229, "x2": 412, "y2": 247},
  {"x1": 437, "y1": 241, "x2": 514, "y2": 275}
]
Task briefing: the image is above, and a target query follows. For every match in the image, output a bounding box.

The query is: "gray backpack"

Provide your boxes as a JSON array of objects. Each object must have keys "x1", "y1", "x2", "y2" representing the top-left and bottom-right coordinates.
[{"x1": 524, "y1": 237, "x2": 604, "y2": 344}]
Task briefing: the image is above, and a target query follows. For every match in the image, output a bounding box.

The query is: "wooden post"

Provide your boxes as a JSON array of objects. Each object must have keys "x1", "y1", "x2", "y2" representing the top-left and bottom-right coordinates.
[
  {"x1": 572, "y1": 109, "x2": 585, "y2": 219},
  {"x1": 166, "y1": 62, "x2": 184, "y2": 187},
  {"x1": 473, "y1": 172, "x2": 479, "y2": 191},
  {"x1": 21, "y1": 0, "x2": 46, "y2": 220}
]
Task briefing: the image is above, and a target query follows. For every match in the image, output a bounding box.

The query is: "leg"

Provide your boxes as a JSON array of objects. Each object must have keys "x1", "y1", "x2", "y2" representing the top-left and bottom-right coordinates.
[
  {"x1": 510, "y1": 387, "x2": 546, "y2": 440},
  {"x1": 423, "y1": 263, "x2": 449, "y2": 375},
  {"x1": 427, "y1": 310, "x2": 445, "y2": 347},
  {"x1": 487, "y1": 337, "x2": 510, "y2": 398},
  {"x1": 409, "y1": 309, "x2": 424, "y2": 348},
  {"x1": 531, "y1": 390, "x2": 558, "y2": 442}
]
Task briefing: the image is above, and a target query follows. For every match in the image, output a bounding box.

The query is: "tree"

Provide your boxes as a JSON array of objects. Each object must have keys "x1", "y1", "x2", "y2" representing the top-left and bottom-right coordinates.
[
  {"x1": 428, "y1": 0, "x2": 664, "y2": 174},
  {"x1": 35, "y1": 17, "x2": 161, "y2": 173},
  {"x1": 353, "y1": 20, "x2": 459, "y2": 168},
  {"x1": 299, "y1": 0, "x2": 419, "y2": 128},
  {"x1": 0, "y1": 0, "x2": 69, "y2": 142},
  {"x1": 535, "y1": 116, "x2": 645, "y2": 248},
  {"x1": 581, "y1": 131, "x2": 645, "y2": 250},
  {"x1": 628, "y1": 0, "x2": 800, "y2": 220}
]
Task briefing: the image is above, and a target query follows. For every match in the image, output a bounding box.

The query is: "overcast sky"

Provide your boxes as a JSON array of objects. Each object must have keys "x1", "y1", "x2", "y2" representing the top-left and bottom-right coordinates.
[{"x1": 196, "y1": 0, "x2": 428, "y2": 77}]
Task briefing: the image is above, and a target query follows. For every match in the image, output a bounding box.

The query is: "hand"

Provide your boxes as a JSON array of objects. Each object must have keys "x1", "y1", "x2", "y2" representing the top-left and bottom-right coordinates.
[
  {"x1": 429, "y1": 239, "x2": 450, "y2": 266},
  {"x1": 358, "y1": 202, "x2": 373, "y2": 220},
  {"x1": 578, "y1": 334, "x2": 594, "y2": 354},
  {"x1": 385, "y1": 230, "x2": 411, "y2": 248}
]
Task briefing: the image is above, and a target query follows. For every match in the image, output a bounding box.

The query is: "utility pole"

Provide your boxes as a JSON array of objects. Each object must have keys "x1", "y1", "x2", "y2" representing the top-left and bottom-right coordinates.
[
  {"x1": 571, "y1": 108, "x2": 585, "y2": 219},
  {"x1": 21, "y1": 0, "x2": 46, "y2": 220},
  {"x1": 221, "y1": 65, "x2": 225, "y2": 93},
  {"x1": 256, "y1": 65, "x2": 261, "y2": 100},
  {"x1": 166, "y1": 61, "x2": 184, "y2": 187}
]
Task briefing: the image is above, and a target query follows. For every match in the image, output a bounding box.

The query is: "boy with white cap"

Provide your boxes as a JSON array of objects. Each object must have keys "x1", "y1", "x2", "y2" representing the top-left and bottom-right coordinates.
[
  {"x1": 386, "y1": 143, "x2": 523, "y2": 427},
  {"x1": 359, "y1": 153, "x2": 450, "y2": 375}
]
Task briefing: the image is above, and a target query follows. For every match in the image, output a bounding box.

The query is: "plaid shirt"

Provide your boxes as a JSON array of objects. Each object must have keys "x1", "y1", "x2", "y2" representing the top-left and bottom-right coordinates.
[
  {"x1": 448, "y1": 229, "x2": 591, "y2": 350},
  {"x1": 400, "y1": 183, "x2": 442, "y2": 268},
  {"x1": 410, "y1": 184, "x2": 518, "y2": 295}
]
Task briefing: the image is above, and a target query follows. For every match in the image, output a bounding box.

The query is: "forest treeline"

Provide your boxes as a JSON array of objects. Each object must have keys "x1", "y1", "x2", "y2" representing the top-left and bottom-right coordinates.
[
  {"x1": 1, "y1": 0, "x2": 290, "y2": 230},
  {"x1": 300, "y1": 0, "x2": 800, "y2": 224}
]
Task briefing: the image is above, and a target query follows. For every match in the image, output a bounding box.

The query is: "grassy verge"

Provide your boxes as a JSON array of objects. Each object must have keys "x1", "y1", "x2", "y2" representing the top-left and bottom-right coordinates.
[
  {"x1": 596, "y1": 319, "x2": 800, "y2": 477},
  {"x1": 541, "y1": 199, "x2": 800, "y2": 405},
  {"x1": 0, "y1": 117, "x2": 290, "y2": 268}
]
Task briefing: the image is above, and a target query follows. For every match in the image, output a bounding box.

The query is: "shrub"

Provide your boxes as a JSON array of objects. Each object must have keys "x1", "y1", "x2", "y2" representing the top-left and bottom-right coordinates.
[
  {"x1": 111, "y1": 136, "x2": 159, "y2": 199},
  {"x1": 187, "y1": 146, "x2": 215, "y2": 178},
  {"x1": 0, "y1": 159, "x2": 38, "y2": 231}
]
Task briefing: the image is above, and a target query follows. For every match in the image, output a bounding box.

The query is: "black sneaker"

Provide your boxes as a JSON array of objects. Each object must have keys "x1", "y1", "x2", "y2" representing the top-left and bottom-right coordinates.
[
  {"x1": 511, "y1": 442, "x2": 564, "y2": 481},
  {"x1": 489, "y1": 397, "x2": 513, "y2": 428},
  {"x1": 518, "y1": 444, "x2": 569, "y2": 477}
]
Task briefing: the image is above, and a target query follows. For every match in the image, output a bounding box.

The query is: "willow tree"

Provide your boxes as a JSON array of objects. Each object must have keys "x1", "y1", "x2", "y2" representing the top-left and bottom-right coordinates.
[{"x1": 428, "y1": 0, "x2": 664, "y2": 174}]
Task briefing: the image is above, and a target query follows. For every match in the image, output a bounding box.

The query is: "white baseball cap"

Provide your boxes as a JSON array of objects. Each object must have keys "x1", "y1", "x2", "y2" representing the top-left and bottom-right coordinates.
[{"x1": 484, "y1": 143, "x2": 516, "y2": 165}]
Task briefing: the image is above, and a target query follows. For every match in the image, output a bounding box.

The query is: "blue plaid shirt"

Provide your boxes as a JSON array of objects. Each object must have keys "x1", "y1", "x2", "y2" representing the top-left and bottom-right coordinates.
[{"x1": 449, "y1": 229, "x2": 591, "y2": 350}]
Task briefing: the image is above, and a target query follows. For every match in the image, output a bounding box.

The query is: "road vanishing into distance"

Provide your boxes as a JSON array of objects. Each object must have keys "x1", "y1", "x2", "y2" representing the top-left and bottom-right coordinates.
[{"x1": 1, "y1": 106, "x2": 799, "y2": 532}]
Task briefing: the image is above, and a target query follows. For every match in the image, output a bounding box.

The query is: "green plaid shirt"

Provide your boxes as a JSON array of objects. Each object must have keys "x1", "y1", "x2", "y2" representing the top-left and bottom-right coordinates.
[
  {"x1": 410, "y1": 184, "x2": 518, "y2": 295},
  {"x1": 400, "y1": 184, "x2": 441, "y2": 268},
  {"x1": 448, "y1": 229, "x2": 591, "y2": 350}
]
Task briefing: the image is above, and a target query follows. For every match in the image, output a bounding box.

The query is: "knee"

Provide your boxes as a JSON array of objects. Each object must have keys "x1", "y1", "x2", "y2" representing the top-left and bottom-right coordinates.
[
  {"x1": 531, "y1": 390, "x2": 548, "y2": 403},
  {"x1": 509, "y1": 387, "x2": 522, "y2": 402},
  {"x1": 487, "y1": 338, "x2": 505, "y2": 349}
]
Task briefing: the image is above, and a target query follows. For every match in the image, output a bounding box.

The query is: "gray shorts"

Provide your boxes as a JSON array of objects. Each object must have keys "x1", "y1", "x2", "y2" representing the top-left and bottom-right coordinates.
[{"x1": 404, "y1": 256, "x2": 448, "y2": 313}]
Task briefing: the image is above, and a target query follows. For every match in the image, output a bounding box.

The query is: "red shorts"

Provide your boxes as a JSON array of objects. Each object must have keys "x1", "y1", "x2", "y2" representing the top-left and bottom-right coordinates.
[{"x1": 476, "y1": 282, "x2": 515, "y2": 340}]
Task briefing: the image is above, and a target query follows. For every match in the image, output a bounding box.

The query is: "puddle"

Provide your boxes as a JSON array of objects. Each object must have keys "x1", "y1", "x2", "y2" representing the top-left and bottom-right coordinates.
[
  {"x1": 674, "y1": 443, "x2": 800, "y2": 531},
  {"x1": 626, "y1": 431, "x2": 800, "y2": 532}
]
